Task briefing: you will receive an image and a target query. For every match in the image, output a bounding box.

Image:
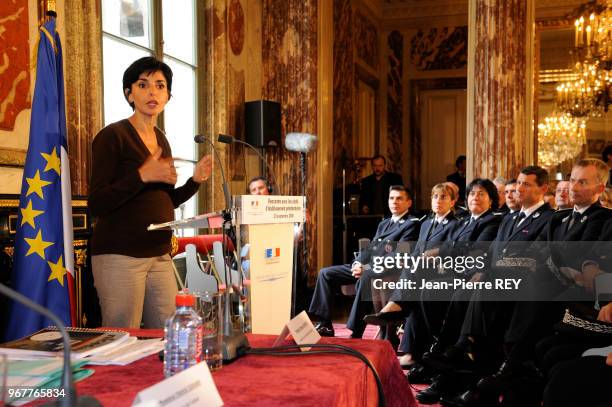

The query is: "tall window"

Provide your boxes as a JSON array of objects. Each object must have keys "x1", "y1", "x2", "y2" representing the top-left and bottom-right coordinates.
[{"x1": 101, "y1": 0, "x2": 198, "y2": 231}]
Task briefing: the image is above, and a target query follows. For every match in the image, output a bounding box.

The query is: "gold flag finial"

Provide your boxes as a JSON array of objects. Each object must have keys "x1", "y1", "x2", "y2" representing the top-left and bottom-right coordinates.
[{"x1": 39, "y1": 0, "x2": 57, "y2": 24}]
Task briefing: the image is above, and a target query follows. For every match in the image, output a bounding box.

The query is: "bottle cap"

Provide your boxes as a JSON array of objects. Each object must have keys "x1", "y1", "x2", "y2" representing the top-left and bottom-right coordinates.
[{"x1": 175, "y1": 293, "x2": 195, "y2": 307}]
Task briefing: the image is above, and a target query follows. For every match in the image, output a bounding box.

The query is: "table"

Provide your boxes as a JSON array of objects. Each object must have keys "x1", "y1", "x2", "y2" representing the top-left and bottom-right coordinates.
[{"x1": 68, "y1": 330, "x2": 417, "y2": 407}]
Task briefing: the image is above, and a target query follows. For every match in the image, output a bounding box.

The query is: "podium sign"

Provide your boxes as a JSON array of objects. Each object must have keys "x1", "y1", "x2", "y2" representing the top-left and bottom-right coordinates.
[
  {"x1": 235, "y1": 195, "x2": 305, "y2": 334},
  {"x1": 238, "y1": 195, "x2": 305, "y2": 225}
]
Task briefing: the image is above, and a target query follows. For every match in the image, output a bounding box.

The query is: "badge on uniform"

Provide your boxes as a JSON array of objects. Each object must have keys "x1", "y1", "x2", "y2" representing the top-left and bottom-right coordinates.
[
  {"x1": 533, "y1": 212, "x2": 540, "y2": 219},
  {"x1": 442, "y1": 219, "x2": 448, "y2": 225},
  {"x1": 581, "y1": 215, "x2": 587, "y2": 223},
  {"x1": 399, "y1": 219, "x2": 405, "y2": 224}
]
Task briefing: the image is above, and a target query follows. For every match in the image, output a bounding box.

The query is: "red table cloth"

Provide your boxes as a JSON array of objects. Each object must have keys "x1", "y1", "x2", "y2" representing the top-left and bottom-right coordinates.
[{"x1": 40, "y1": 330, "x2": 417, "y2": 406}]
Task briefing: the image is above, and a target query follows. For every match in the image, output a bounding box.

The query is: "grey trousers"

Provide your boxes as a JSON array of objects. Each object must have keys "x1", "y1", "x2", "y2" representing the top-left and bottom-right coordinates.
[{"x1": 92, "y1": 254, "x2": 178, "y2": 329}]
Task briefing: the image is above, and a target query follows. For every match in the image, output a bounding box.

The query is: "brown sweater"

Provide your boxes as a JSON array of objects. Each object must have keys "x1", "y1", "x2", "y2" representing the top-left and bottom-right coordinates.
[{"x1": 89, "y1": 119, "x2": 200, "y2": 257}]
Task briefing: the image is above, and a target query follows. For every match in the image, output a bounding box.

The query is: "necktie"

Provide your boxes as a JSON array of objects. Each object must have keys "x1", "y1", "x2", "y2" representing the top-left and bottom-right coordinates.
[
  {"x1": 514, "y1": 212, "x2": 526, "y2": 229},
  {"x1": 568, "y1": 211, "x2": 581, "y2": 229},
  {"x1": 428, "y1": 220, "x2": 438, "y2": 238}
]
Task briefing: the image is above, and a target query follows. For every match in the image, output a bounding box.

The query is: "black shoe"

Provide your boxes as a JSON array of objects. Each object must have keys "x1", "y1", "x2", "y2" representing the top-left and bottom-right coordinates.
[
  {"x1": 363, "y1": 310, "x2": 405, "y2": 326},
  {"x1": 416, "y1": 374, "x2": 449, "y2": 404},
  {"x1": 314, "y1": 323, "x2": 334, "y2": 337},
  {"x1": 406, "y1": 363, "x2": 433, "y2": 385},
  {"x1": 439, "y1": 388, "x2": 499, "y2": 407},
  {"x1": 477, "y1": 360, "x2": 541, "y2": 394},
  {"x1": 422, "y1": 345, "x2": 476, "y2": 373}
]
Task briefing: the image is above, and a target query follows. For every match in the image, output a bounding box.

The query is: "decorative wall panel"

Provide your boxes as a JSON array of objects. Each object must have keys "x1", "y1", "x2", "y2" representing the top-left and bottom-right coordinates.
[
  {"x1": 354, "y1": 9, "x2": 378, "y2": 69},
  {"x1": 409, "y1": 26, "x2": 468, "y2": 71},
  {"x1": 0, "y1": 3, "x2": 31, "y2": 131},
  {"x1": 386, "y1": 30, "x2": 403, "y2": 174}
]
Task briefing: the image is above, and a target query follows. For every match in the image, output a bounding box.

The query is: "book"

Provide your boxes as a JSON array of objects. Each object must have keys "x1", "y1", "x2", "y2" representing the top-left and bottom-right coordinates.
[{"x1": 0, "y1": 326, "x2": 130, "y2": 359}]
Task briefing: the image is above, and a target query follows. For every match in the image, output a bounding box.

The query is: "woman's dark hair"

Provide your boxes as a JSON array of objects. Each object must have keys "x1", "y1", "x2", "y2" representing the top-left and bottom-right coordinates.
[
  {"x1": 466, "y1": 178, "x2": 499, "y2": 210},
  {"x1": 122, "y1": 57, "x2": 173, "y2": 109}
]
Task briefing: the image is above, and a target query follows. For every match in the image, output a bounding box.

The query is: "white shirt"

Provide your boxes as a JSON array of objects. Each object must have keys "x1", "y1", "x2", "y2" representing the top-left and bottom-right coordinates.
[
  {"x1": 391, "y1": 210, "x2": 410, "y2": 223},
  {"x1": 434, "y1": 210, "x2": 451, "y2": 224},
  {"x1": 516, "y1": 200, "x2": 545, "y2": 226}
]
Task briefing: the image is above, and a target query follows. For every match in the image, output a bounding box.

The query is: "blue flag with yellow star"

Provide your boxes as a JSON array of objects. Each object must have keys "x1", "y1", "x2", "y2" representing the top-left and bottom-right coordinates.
[{"x1": 5, "y1": 17, "x2": 75, "y2": 341}]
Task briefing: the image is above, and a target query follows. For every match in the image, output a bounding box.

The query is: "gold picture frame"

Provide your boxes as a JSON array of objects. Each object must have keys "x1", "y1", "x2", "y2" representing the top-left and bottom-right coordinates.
[{"x1": 0, "y1": 147, "x2": 27, "y2": 168}]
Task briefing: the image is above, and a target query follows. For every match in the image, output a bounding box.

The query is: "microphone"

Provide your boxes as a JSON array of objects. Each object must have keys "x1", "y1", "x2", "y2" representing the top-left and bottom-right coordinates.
[
  {"x1": 195, "y1": 134, "x2": 280, "y2": 195},
  {"x1": 193, "y1": 134, "x2": 234, "y2": 144},
  {"x1": 0, "y1": 283, "x2": 101, "y2": 407},
  {"x1": 285, "y1": 132, "x2": 318, "y2": 153},
  {"x1": 193, "y1": 135, "x2": 231, "y2": 209}
]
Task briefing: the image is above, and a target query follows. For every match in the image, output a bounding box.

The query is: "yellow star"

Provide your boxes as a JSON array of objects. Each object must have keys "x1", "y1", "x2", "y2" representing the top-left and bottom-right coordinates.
[
  {"x1": 47, "y1": 255, "x2": 67, "y2": 286},
  {"x1": 41, "y1": 147, "x2": 61, "y2": 176},
  {"x1": 25, "y1": 170, "x2": 52, "y2": 199},
  {"x1": 24, "y1": 230, "x2": 53, "y2": 260},
  {"x1": 20, "y1": 200, "x2": 44, "y2": 229}
]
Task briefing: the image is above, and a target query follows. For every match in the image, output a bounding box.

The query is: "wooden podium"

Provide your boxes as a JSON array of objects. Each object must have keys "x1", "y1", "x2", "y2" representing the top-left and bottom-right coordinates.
[{"x1": 235, "y1": 195, "x2": 305, "y2": 335}]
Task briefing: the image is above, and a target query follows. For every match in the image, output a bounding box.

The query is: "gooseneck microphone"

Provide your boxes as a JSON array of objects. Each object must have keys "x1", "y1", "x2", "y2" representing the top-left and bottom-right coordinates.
[
  {"x1": 195, "y1": 134, "x2": 280, "y2": 194},
  {"x1": 0, "y1": 282, "x2": 101, "y2": 407},
  {"x1": 193, "y1": 135, "x2": 231, "y2": 210}
]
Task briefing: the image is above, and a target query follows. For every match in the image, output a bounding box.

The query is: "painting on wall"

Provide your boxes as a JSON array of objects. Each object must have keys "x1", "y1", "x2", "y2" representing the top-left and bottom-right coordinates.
[
  {"x1": 410, "y1": 26, "x2": 468, "y2": 71},
  {"x1": 354, "y1": 9, "x2": 378, "y2": 69},
  {"x1": 0, "y1": 2, "x2": 31, "y2": 131}
]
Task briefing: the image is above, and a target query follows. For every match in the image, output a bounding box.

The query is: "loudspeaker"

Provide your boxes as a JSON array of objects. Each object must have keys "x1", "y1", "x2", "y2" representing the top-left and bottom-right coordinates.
[{"x1": 245, "y1": 100, "x2": 281, "y2": 147}]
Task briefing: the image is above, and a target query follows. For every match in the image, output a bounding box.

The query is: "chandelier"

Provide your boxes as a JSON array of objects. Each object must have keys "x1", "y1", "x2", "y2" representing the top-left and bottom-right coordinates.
[
  {"x1": 555, "y1": 1, "x2": 612, "y2": 117},
  {"x1": 537, "y1": 113, "x2": 587, "y2": 167}
]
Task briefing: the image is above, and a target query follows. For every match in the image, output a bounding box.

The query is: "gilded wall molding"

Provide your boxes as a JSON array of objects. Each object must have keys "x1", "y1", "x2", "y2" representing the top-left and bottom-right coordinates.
[{"x1": 0, "y1": 148, "x2": 27, "y2": 167}]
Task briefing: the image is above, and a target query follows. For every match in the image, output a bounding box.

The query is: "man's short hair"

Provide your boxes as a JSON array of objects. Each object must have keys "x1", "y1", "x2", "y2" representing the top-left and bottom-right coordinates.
[
  {"x1": 455, "y1": 155, "x2": 466, "y2": 167},
  {"x1": 247, "y1": 176, "x2": 270, "y2": 192},
  {"x1": 574, "y1": 158, "x2": 609, "y2": 186},
  {"x1": 371, "y1": 154, "x2": 386, "y2": 164},
  {"x1": 466, "y1": 178, "x2": 500, "y2": 210},
  {"x1": 389, "y1": 185, "x2": 412, "y2": 200},
  {"x1": 506, "y1": 178, "x2": 517, "y2": 185},
  {"x1": 431, "y1": 183, "x2": 456, "y2": 201},
  {"x1": 122, "y1": 57, "x2": 173, "y2": 109},
  {"x1": 601, "y1": 144, "x2": 612, "y2": 163},
  {"x1": 520, "y1": 165, "x2": 549, "y2": 186}
]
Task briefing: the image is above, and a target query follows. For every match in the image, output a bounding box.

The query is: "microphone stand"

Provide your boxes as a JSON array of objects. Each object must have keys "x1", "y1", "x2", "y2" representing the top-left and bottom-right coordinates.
[
  {"x1": 194, "y1": 136, "x2": 248, "y2": 362},
  {"x1": 0, "y1": 283, "x2": 101, "y2": 407},
  {"x1": 217, "y1": 135, "x2": 280, "y2": 195}
]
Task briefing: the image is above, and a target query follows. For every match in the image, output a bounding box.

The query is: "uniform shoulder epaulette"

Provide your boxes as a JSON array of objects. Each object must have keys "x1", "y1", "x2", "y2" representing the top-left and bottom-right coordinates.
[
  {"x1": 557, "y1": 208, "x2": 572, "y2": 212},
  {"x1": 418, "y1": 214, "x2": 428, "y2": 222},
  {"x1": 492, "y1": 212, "x2": 505, "y2": 216}
]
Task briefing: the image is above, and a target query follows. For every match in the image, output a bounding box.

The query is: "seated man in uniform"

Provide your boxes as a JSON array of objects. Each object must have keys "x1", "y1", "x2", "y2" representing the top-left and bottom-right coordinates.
[{"x1": 309, "y1": 185, "x2": 421, "y2": 337}]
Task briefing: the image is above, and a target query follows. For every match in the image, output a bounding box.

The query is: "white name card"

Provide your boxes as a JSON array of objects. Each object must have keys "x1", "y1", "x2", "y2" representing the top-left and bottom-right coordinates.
[
  {"x1": 132, "y1": 362, "x2": 223, "y2": 407},
  {"x1": 273, "y1": 310, "x2": 321, "y2": 351}
]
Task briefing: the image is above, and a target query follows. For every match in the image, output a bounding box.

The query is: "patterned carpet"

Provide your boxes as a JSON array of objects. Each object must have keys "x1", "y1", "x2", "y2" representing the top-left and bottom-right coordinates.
[{"x1": 332, "y1": 322, "x2": 441, "y2": 407}]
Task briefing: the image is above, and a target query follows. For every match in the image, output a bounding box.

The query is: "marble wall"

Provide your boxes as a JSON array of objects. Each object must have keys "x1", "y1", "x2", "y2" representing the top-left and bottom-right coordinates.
[
  {"x1": 332, "y1": 0, "x2": 354, "y2": 186},
  {"x1": 261, "y1": 0, "x2": 318, "y2": 277},
  {"x1": 386, "y1": 31, "x2": 403, "y2": 175},
  {"x1": 469, "y1": 0, "x2": 533, "y2": 179}
]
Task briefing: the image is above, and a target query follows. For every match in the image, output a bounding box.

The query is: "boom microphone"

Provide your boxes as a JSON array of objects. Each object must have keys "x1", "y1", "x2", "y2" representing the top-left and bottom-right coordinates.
[
  {"x1": 285, "y1": 132, "x2": 318, "y2": 153},
  {"x1": 195, "y1": 134, "x2": 281, "y2": 194}
]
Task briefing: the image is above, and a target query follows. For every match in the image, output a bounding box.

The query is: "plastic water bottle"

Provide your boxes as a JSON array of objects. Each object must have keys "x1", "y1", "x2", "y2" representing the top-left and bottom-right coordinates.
[{"x1": 163, "y1": 293, "x2": 203, "y2": 377}]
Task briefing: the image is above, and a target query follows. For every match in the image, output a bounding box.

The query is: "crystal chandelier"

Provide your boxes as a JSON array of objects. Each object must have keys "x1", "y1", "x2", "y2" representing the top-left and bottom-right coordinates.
[
  {"x1": 537, "y1": 113, "x2": 587, "y2": 167},
  {"x1": 555, "y1": 1, "x2": 612, "y2": 117}
]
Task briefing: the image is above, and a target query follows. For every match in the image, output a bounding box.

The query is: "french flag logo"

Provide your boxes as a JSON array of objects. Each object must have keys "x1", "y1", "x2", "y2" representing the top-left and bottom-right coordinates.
[
  {"x1": 265, "y1": 248, "x2": 280, "y2": 258},
  {"x1": 265, "y1": 248, "x2": 280, "y2": 263}
]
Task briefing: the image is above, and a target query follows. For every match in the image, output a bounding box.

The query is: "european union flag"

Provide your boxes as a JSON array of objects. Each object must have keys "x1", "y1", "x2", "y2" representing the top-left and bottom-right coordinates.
[{"x1": 5, "y1": 17, "x2": 74, "y2": 341}]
